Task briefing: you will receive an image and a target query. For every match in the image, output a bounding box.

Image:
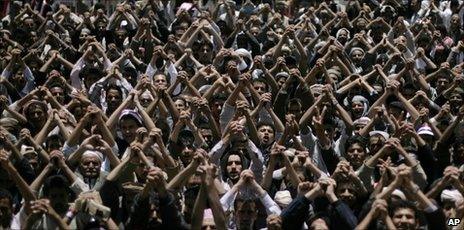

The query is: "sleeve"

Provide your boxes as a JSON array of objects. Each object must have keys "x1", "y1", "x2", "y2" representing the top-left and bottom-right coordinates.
[
  {"x1": 70, "y1": 57, "x2": 86, "y2": 90},
  {"x1": 356, "y1": 163, "x2": 374, "y2": 192},
  {"x1": 21, "y1": 66, "x2": 35, "y2": 95},
  {"x1": 219, "y1": 103, "x2": 236, "y2": 133},
  {"x1": 320, "y1": 146, "x2": 339, "y2": 175},
  {"x1": 280, "y1": 195, "x2": 312, "y2": 229},
  {"x1": 260, "y1": 193, "x2": 281, "y2": 215},
  {"x1": 247, "y1": 140, "x2": 264, "y2": 183},
  {"x1": 69, "y1": 177, "x2": 90, "y2": 195},
  {"x1": 423, "y1": 207, "x2": 447, "y2": 230},
  {"x1": 411, "y1": 162, "x2": 428, "y2": 190},
  {"x1": 220, "y1": 188, "x2": 237, "y2": 212},
  {"x1": 331, "y1": 200, "x2": 358, "y2": 230},
  {"x1": 208, "y1": 140, "x2": 227, "y2": 166}
]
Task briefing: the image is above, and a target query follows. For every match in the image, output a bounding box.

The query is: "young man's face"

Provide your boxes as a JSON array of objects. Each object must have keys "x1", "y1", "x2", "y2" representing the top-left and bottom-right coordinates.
[
  {"x1": 258, "y1": 125, "x2": 275, "y2": 146},
  {"x1": 236, "y1": 201, "x2": 257, "y2": 230},
  {"x1": 153, "y1": 75, "x2": 168, "y2": 89},
  {"x1": 0, "y1": 198, "x2": 12, "y2": 228},
  {"x1": 392, "y1": 208, "x2": 417, "y2": 230},
  {"x1": 346, "y1": 143, "x2": 365, "y2": 169},
  {"x1": 335, "y1": 183, "x2": 356, "y2": 207},
  {"x1": 106, "y1": 89, "x2": 122, "y2": 110},
  {"x1": 253, "y1": 81, "x2": 267, "y2": 95},
  {"x1": 120, "y1": 118, "x2": 139, "y2": 143},
  {"x1": 226, "y1": 154, "x2": 242, "y2": 181}
]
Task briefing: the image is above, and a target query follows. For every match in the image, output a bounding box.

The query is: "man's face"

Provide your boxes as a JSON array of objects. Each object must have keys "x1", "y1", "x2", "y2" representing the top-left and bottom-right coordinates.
[
  {"x1": 27, "y1": 105, "x2": 46, "y2": 125},
  {"x1": 12, "y1": 71, "x2": 26, "y2": 89},
  {"x1": 48, "y1": 187, "x2": 69, "y2": 214},
  {"x1": 335, "y1": 183, "x2": 356, "y2": 207},
  {"x1": 351, "y1": 101, "x2": 364, "y2": 118},
  {"x1": 153, "y1": 75, "x2": 167, "y2": 88},
  {"x1": 226, "y1": 154, "x2": 242, "y2": 181},
  {"x1": 200, "y1": 129, "x2": 213, "y2": 148},
  {"x1": 392, "y1": 208, "x2": 417, "y2": 230},
  {"x1": 337, "y1": 30, "x2": 348, "y2": 44},
  {"x1": 174, "y1": 99, "x2": 186, "y2": 112},
  {"x1": 253, "y1": 82, "x2": 267, "y2": 95},
  {"x1": 120, "y1": 118, "x2": 139, "y2": 143},
  {"x1": 309, "y1": 218, "x2": 329, "y2": 230},
  {"x1": 211, "y1": 100, "x2": 225, "y2": 120},
  {"x1": 449, "y1": 93, "x2": 463, "y2": 107},
  {"x1": 436, "y1": 77, "x2": 450, "y2": 92},
  {"x1": 236, "y1": 202, "x2": 257, "y2": 230},
  {"x1": 0, "y1": 198, "x2": 12, "y2": 228},
  {"x1": 351, "y1": 50, "x2": 364, "y2": 63},
  {"x1": 369, "y1": 136, "x2": 385, "y2": 154},
  {"x1": 80, "y1": 156, "x2": 101, "y2": 178},
  {"x1": 287, "y1": 104, "x2": 302, "y2": 120},
  {"x1": 106, "y1": 89, "x2": 122, "y2": 110},
  {"x1": 277, "y1": 76, "x2": 287, "y2": 88},
  {"x1": 346, "y1": 143, "x2": 365, "y2": 169},
  {"x1": 50, "y1": 87, "x2": 65, "y2": 104},
  {"x1": 258, "y1": 125, "x2": 275, "y2": 146}
]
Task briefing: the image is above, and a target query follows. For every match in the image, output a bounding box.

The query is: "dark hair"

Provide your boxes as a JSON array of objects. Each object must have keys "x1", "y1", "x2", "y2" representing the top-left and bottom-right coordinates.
[
  {"x1": 234, "y1": 196, "x2": 258, "y2": 212},
  {"x1": 308, "y1": 212, "x2": 331, "y2": 228},
  {"x1": 389, "y1": 200, "x2": 418, "y2": 219},
  {"x1": 220, "y1": 152, "x2": 249, "y2": 181},
  {"x1": 105, "y1": 84, "x2": 123, "y2": 96},
  {"x1": 81, "y1": 66, "x2": 102, "y2": 80},
  {"x1": 346, "y1": 135, "x2": 367, "y2": 151},
  {"x1": 0, "y1": 189, "x2": 13, "y2": 207},
  {"x1": 42, "y1": 175, "x2": 70, "y2": 197},
  {"x1": 287, "y1": 98, "x2": 302, "y2": 110},
  {"x1": 256, "y1": 121, "x2": 276, "y2": 134},
  {"x1": 212, "y1": 93, "x2": 227, "y2": 102}
]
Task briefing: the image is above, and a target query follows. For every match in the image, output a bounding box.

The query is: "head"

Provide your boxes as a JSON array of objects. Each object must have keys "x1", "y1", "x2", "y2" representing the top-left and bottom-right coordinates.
[
  {"x1": 225, "y1": 153, "x2": 244, "y2": 182},
  {"x1": 24, "y1": 101, "x2": 47, "y2": 128},
  {"x1": 369, "y1": 132, "x2": 387, "y2": 154},
  {"x1": 335, "y1": 181, "x2": 358, "y2": 207},
  {"x1": 79, "y1": 152, "x2": 102, "y2": 178},
  {"x1": 252, "y1": 79, "x2": 268, "y2": 96},
  {"x1": 336, "y1": 28, "x2": 350, "y2": 44},
  {"x1": 390, "y1": 200, "x2": 419, "y2": 230},
  {"x1": 119, "y1": 113, "x2": 143, "y2": 143},
  {"x1": 82, "y1": 67, "x2": 103, "y2": 89},
  {"x1": 308, "y1": 214, "x2": 330, "y2": 230},
  {"x1": 153, "y1": 74, "x2": 168, "y2": 89},
  {"x1": 42, "y1": 175, "x2": 70, "y2": 214},
  {"x1": 50, "y1": 86, "x2": 65, "y2": 104},
  {"x1": 257, "y1": 122, "x2": 276, "y2": 146},
  {"x1": 286, "y1": 98, "x2": 303, "y2": 119},
  {"x1": 173, "y1": 97, "x2": 187, "y2": 112},
  {"x1": 210, "y1": 93, "x2": 226, "y2": 120},
  {"x1": 0, "y1": 189, "x2": 13, "y2": 228},
  {"x1": 11, "y1": 68, "x2": 26, "y2": 90},
  {"x1": 45, "y1": 134, "x2": 64, "y2": 152},
  {"x1": 351, "y1": 98, "x2": 367, "y2": 119},
  {"x1": 234, "y1": 197, "x2": 258, "y2": 230},
  {"x1": 105, "y1": 85, "x2": 123, "y2": 112},
  {"x1": 350, "y1": 48, "x2": 365, "y2": 64},
  {"x1": 345, "y1": 136, "x2": 367, "y2": 169}
]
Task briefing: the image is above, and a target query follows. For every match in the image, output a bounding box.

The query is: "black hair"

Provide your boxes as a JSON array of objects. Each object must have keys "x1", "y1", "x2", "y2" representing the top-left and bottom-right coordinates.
[
  {"x1": 105, "y1": 84, "x2": 123, "y2": 97},
  {"x1": 211, "y1": 93, "x2": 227, "y2": 102},
  {"x1": 308, "y1": 212, "x2": 331, "y2": 228},
  {"x1": 81, "y1": 66, "x2": 102, "y2": 80},
  {"x1": 0, "y1": 189, "x2": 13, "y2": 207},
  {"x1": 42, "y1": 175, "x2": 70, "y2": 198},
  {"x1": 234, "y1": 195, "x2": 258, "y2": 212},
  {"x1": 346, "y1": 135, "x2": 368, "y2": 151},
  {"x1": 389, "y1": 200, "x2": 418, "y2": 219},
  {"x1": 256, "y1": 121, "x2": 276, "y2": 134},
  {"x1": 252, "y1": 78, "x2": 269, "y2": 91}
]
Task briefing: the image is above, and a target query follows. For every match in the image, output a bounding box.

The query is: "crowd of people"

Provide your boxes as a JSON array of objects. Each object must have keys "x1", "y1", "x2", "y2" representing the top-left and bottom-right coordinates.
[{"x1": 0, "y1": 0, "x2": 463, "y2": 229}]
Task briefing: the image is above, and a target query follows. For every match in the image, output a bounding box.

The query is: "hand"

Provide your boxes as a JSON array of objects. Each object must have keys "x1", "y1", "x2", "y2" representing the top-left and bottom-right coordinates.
[
  {"x1": 49, "y1": 150, "x2": 66, "y2": 168},
  {"x1": 146, "y1": 167, "x2": 167, "y2": 193},
  {"x1": 0, "y1": 149, "x2": 9, "y2": 167},
  {"x1": 372, "y1": 199, "x2": 388, "y2": 219}
]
